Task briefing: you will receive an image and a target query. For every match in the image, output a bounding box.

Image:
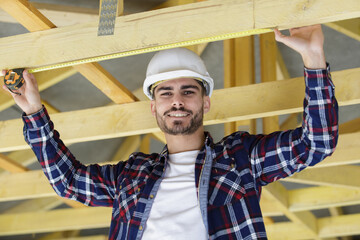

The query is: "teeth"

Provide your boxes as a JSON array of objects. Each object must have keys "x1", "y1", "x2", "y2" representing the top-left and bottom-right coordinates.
[{"x1": 169, "y1": 113, "x2": 188, "y2": 117}]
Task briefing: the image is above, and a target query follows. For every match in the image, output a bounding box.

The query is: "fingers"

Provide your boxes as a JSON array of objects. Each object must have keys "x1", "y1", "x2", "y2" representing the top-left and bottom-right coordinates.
[
  {"x1": 2, "y1": 82, "x2": 21, "y2": 97},
  {"x1": 274, "y1": 28, "x2": 288, "y2": 44},
  {"x1": 23, "y1": 69, "x2": 38, "y2": 88}
]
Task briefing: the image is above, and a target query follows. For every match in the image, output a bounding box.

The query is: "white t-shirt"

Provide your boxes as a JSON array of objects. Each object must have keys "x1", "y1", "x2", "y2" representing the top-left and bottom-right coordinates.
[{"x1": 142, "y1": 150, "x2": 208, "y2": 240}]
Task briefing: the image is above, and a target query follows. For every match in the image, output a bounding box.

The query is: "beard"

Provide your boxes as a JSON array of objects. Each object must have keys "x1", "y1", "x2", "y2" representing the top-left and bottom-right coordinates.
[{"x1": 155, "y1": 106, "x2": 204, "y2": 135}]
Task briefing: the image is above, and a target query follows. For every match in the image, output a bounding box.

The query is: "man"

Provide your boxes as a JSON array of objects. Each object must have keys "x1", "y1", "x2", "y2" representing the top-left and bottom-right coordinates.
[{"x1": 4, "y1": 25, "x2": 338, "y2": 239}]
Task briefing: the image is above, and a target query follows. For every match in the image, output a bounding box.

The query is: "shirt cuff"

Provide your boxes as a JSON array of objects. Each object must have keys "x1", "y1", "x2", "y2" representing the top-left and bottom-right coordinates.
[
  {"x1": 304, "y1": 63, "x2": 335, "y2": 89},
  {"x1": 22, "y1": 105, "x2": 50, "y2": 129}
]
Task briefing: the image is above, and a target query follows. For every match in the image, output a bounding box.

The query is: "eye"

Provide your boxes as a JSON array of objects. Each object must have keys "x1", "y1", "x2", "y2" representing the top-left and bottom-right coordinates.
[
  {"x1": 183, "y1": 91, "x2": 194, "y2": 95},
  {"x1": 160, "y1": 92, "x2": 172, "y2": 97}
]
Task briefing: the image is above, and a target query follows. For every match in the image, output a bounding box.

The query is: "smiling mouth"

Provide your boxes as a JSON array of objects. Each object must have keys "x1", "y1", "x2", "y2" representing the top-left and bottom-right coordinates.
[{"x1": 167, "y1": 113, "x2": 190, "y2": 117}]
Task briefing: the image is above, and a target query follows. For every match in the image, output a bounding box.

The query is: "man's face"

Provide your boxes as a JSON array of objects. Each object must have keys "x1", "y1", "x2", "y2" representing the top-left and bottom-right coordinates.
[{"x1": 150, "y1": 78, "x2": 210, "y2": 135}]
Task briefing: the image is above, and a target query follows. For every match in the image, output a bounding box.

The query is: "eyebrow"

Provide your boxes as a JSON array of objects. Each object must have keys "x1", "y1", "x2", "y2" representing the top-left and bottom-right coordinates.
[
  {"x1": 181, "y1": 85, "x2": 200, "y2": 91},
  {"x1": 156, "y1": 86, "x2": 173, "y2": 93},
  {"x1": 155, "y1": 84, "x2": 200, "y2": 93}
]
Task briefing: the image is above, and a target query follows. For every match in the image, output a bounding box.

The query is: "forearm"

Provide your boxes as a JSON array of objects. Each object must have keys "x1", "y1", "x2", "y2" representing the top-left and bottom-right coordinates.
[
  {"x1": 301, "y1": 48, "x2": 327, "y2": 69},
  {"x1": 301, "y1": 63, "x2": 338, "y2": 163},
  {"x1": 23, "y1": 107, "x2": 118, "y2": 206},
  {"x1": 249, "y1": 64, "x2": 338, "y2": 186}
]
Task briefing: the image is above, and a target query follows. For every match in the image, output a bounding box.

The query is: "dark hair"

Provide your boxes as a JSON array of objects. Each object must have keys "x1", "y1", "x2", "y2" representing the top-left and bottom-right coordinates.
[{"x1": 195, "y1": 80, "x2": 207, "y2": 97}]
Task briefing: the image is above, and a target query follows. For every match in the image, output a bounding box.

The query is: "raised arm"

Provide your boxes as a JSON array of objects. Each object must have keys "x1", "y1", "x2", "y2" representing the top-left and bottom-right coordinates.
[
  {"x1": 2, "y1": 70, "x2": 123, "y2": 206},
  {"x1": 244, "y1": 25, "x2": 338, "y2": 186}
]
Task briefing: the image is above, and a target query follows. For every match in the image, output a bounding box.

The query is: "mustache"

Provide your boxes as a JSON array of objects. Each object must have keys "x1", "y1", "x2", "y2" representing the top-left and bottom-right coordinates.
[{"x1": 164, "y1": 107, "x2": 193, "y2": 116}]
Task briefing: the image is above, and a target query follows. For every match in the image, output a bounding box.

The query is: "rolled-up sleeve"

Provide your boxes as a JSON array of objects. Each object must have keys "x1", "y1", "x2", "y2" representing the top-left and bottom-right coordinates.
[{"x1": 249, "y1": 64, "x2": 338, "y2": 186}]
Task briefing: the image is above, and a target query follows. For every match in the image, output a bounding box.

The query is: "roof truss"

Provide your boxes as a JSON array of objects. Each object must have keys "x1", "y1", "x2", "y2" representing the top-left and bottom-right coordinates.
[{"x1": 0, "y1": 0, "x2": 359, "y2": 239}]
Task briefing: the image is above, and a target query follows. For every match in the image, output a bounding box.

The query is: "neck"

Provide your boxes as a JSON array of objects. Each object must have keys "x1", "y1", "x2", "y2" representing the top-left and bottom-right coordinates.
[{"x1": 164, "y1": 127, "x2": 205, "y2": 154}]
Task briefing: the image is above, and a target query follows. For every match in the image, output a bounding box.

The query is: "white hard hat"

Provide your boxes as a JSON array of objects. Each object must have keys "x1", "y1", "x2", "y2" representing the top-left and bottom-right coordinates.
[{"x1": 143, "y1": 47, "x2": 214, "y2": 100}]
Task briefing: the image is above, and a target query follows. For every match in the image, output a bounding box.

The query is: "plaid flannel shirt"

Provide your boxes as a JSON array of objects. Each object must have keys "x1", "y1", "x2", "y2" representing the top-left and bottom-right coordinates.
[{"x1": 23, "y1": 65, "x2": 338, "y2": 240}]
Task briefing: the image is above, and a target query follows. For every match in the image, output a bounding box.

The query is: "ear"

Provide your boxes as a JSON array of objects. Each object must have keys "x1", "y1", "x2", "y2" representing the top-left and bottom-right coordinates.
[
  {"x1": 150, "y1": 100, "x2": 156, "y2": 117},
  {"x1": 203, "y1": 96, "x2": 210, "y2": 114}
]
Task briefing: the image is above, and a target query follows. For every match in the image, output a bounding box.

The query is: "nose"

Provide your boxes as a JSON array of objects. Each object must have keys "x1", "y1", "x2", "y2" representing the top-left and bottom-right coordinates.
[{"x1": 171, "y1": 93, "x2": 184, "y2": 108}]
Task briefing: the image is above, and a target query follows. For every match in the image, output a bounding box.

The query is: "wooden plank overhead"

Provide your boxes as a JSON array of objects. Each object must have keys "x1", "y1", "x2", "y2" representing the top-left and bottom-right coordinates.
[
  {"x1": 0, "y1": 0, "x2": 359, "y2": 70},
  {"x1": 0, "y1": 0, "x2": 137, "y2": 104},
  {"x1": 0, "y1": 67, "x2": 359, "y2": 152}
]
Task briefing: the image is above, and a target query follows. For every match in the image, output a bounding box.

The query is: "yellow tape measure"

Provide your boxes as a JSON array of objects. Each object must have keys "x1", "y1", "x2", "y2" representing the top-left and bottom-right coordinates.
[{"x1": 28, "y1": 28, "x2": 273, "y2": 74}]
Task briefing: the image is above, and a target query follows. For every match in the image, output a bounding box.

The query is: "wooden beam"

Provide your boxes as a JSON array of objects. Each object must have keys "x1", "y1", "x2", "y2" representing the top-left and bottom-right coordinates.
[
  {"x1": 0, "y1": 169, "x2": 91, "y2": 204},
  {"x1": 288, "y1": 186, "x2": 360, "y2": 212},
  {"x1": 5, "y1": 197, "x2": 64, "y2": 214},
  {"x1": 276, "y1": 49, "x2": 290, "y2": 80},
  {"x1": 318, "y1": 213, "x2": 360, "y2": 238},
  {"x1": 259, "y1": 194, "x2": 284, "y2": 217},
  {"x1": 153, "y1": 0, "x2": 197, "y2": 9},
  {"x1": 41, "y1": 100, "x2": 60, "y2": 114},
  {"x1": 151, "y1": 131, "x2": 166, "y2": 144},
  {"x1": 223, "y1": 38, "x2": 237, "y2": 135},
  {"x1": 314, "y1": 131, "x2": 360, "y2": 168},
  {"x1": 1, "y1": 185, "x2": 360, "y2": 236},
  {"x1": 280, "y1": 113, "x2": 300, "y2": 131},
  {"x1": 260, "y1": 32, "x2": 279, "y2": 134},
  {"x1": 259, "y1": 214, "x2": 360, "y2": 239},
  {"x1": 326, "y1": 18, "x2": 360, "y2": 42},
  {"x1": 47, "y1": 235, "x2": 108, "y2": 240},
  {"x1": 140, "y1": 134, "x2": 151, "y2": 154},
  {"x1": 266, "y1": 222, "x2": 314, "y2": 239},
  {"x1": 4, "y1": 130, "x2": 357, "y2": 203},
  {"x1": 328, "y1": 208, "x2": 353, "y2": 240},
  {"x1": 0, "y1": 169, "x2": 56, "y2": 201},
  {"x1": 0, "y1": 0, "x2": 136, "y2": 104},
  {"x1": 0, "y1": 150, "x2": 37, "y2": 176},
  {"x1": 117, "y1": 0, "x2": 124, "y2": 16},
  {"x1": 224, "y1": 36, "x2": 256, "y2": 135},
  {"x1": 0, "y1": 204, "x2": 331, "y2": 237},
  {"x1": 0, "y1": 67, "x2": 359, "y2": 152},
  {"x1": 340, "y1": 117, "x2": 360, "y2": 134},
  {"x1": 0, "y1": 0, "x2": 55, "y2": 30},
  {"x1": 263, "y1": 182, "x2": 318, "y2": 236},
  {"x1": 0, "y1": 3, "x2": 99, "y2": 27},
  {"x1": 282, "y1": 165, "x2": 360, "y2": 190},
  {"x1": 110, "y1": 135, "x2": 141, "y2": 162},
  {"x1": 1, "y1": 0, "x2": 359, "y2": 70},
  {"x1": 0, "y1": 207, "x2": 111, "y2": 236},
  {"x1": 73, "y1": 63, "x2": 137, "y2": 104},
  {"x1": 155, "y1": 0, "x2": 209, "y2": 55},
  {"x1": 37, "y1": 230, "x2": 81, "y2": 240},
  {"x1": 0, "y1": 153, "x2": 29, "y2": 173}
]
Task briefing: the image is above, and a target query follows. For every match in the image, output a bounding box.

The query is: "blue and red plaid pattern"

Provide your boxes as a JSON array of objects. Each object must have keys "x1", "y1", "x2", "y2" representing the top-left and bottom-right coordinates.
[{"x1": 23, "y1": 65, "x2": 338, "y2": 240}]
